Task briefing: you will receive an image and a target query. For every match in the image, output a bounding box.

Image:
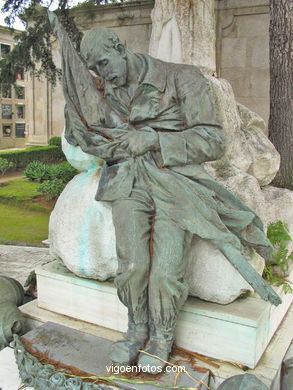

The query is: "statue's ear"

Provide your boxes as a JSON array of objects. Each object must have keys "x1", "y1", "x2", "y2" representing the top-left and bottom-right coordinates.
[{"x1": 117, "y1": 43, "x2": 126, "y2": 57}]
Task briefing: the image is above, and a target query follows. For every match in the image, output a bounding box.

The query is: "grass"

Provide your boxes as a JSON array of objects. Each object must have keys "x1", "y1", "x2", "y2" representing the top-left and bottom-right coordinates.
[
  {"x1": 0, "y1": 177, "x2": 54, "y2": 245},
  {"x1": 0, "y1": 177, "x2": 39, "y2": 201},
  {"x1": 0, "y1": 203, "x2": 49, "y2": 245},
  {"x1": 0, "y1": 177, "x2": 54, "y2": 212}
]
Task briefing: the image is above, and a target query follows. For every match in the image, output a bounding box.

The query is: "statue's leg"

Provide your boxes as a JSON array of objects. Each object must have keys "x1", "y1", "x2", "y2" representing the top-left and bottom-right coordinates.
[
  {"x1": 109, "y1": 187, "x2": 154, "y2": 365},
  {"x1": 138, "y1": 212, "x2": 192, "y2": 373}
]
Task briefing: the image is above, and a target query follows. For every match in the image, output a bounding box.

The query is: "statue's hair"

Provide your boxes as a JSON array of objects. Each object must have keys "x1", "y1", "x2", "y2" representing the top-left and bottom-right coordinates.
[{"x1": 80, "y1": 27, "x2": 122, "y2": 60}]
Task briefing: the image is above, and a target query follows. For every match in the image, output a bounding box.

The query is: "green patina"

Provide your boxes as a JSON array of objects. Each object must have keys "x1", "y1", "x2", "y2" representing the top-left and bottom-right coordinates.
[{"x1": 0, "y1": 277, "x2": 25, "y2": 351}]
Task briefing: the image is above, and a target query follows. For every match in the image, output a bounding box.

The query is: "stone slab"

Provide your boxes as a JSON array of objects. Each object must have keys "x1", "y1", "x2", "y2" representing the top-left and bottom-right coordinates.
[
  {"x1": 209, "y1": 304, "x2": 293, "y2": 389},
  {"x1": 21, "y1": 298, "x2": 121, "y2": 342},
  {"x1": 20, "y1": 300, "x2": 293, "y2": 390},
  {"x1": 35, "y1": 260, "x2": 293, "y2": 369},
  {"x1": 21, "y1": 321, "x2": 210, "y2": 390}
]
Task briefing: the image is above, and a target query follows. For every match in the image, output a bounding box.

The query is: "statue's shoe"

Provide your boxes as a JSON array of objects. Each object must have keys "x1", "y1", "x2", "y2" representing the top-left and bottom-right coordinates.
[
  {"x1": 109, "y1": 339, "x2": 146, "y2": 366},
  {"x1": 109, "y1": 323, "x2": 148, "y2": 366},
  {"x1": 137, "y1": 337, "x2": 174, "y2": 374}
]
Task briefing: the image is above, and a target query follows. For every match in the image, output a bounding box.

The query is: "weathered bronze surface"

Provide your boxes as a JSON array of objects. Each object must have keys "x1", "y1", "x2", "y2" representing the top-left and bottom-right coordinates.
[
  {"x1": 217, "y1": 374, "x2": 269, "y2": 390},
  {"x1": 48, "y1": 11, "x2": 281, "y2": 372},
  {"x1": 0, "y1": 276, "x2": 25, "y2": 351},
  {"x1": 13, "y1": 334, "x2": 113, "y2": 390}
]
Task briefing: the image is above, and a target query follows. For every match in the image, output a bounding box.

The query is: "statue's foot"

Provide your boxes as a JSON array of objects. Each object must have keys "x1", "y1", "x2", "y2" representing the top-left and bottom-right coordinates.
[
  {"x1": 110, "y1": 323, "x2": 148, "y2": 366},
  {"x1": 138, "y1": 337, "x2": 174, "y2": 374},
  {"x1": 110, "y1": 339, "x2": 146, "y2": 366}
]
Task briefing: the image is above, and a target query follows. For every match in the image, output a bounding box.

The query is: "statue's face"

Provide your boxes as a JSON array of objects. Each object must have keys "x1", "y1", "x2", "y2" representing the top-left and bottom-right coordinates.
[{"x1": 85, "y1": 45, "x2": 127, "y2": 88}]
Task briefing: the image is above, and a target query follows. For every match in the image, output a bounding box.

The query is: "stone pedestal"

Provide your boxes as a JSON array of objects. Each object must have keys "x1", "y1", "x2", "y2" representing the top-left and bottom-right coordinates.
[{"x1": 32, "y1": 260, "x2": 293, "y2": 369}]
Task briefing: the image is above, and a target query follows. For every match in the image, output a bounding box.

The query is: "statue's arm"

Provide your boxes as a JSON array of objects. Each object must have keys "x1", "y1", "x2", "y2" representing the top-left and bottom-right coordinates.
[
  {"x1": 158, "y1": 68, "x2": 225, "y2": 167},
  {"x1": 64, "y1": 104, "x2": 132, "y2": 162}
]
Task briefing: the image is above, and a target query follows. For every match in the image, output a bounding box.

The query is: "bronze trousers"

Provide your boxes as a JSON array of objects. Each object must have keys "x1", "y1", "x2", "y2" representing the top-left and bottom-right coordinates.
[{"x1": 112, "y1": 181, "x2": 192, "y2": 335}]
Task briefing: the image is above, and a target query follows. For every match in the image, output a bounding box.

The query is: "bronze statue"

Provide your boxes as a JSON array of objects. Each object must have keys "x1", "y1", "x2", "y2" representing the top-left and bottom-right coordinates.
[{"x1": 48, "y1": 11, "x2": 281, "y2": 374}]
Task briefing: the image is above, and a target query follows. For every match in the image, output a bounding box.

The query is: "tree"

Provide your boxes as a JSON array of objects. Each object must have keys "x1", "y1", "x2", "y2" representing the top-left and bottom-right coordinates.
[
  {"x1": 0, "y1": 0, "x2": 129, "y2": 86},
  {"x1": 268, "y1": 0, "x2": 293, "y2": 190}
]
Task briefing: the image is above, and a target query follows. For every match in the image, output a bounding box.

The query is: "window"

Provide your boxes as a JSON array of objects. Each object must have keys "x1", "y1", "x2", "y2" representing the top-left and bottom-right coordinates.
[
  {"x1": 2, "y1": 104, "x2": 12, "y2": 119},
  {"x1": 15, "y1": 86, "x2": 25, "y2": 99},
  {"x1": 2, "y1": 124, "x2": 12, "y2": 137},
  {"x1": 1, "y1": 85, "x2": 12, "y2": 99},
  {"x1": 15, "y1": 123, "x2": 25, "y2": 138},
  {"x1": 16, "y1": 105, "x2": 25, "y2": 119},
  {"x1": 0, "y1": 43, "x2": 10, "y2": 57}
]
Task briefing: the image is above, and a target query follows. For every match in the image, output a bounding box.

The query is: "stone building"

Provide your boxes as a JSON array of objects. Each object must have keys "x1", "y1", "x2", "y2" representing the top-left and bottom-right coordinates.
[
  {"x1": 26, "y1": 0, "x2": 271, "y2": 145},
  {"x1": 0, "y1": 26, "x2": 26, "y2": 149}
]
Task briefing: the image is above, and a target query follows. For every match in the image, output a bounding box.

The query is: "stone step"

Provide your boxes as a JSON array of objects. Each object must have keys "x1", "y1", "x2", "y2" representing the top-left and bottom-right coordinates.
[
  {"x1": 34, "y1": 259, "x2": 293, "y2": 369},
  {"x1": 19, "y1": 321, "x2": 210, "y2": 390},
  {"x1": 19, "y1": 299, "x2": 293, "y2": 389}
]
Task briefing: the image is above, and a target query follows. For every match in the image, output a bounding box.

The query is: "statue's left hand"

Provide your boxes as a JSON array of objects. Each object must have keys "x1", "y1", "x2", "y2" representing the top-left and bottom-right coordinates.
[{"x1": 120, "y1": 129, "x2": 159, "y2": 156}]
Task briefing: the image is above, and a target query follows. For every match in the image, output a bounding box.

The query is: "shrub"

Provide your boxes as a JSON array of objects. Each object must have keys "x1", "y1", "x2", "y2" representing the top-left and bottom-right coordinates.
[
  {"x1": 24, "y1": 161, "x2": 50, "y2": 182},
  {"x1": 0, "y1": 158, "x2": 15, "y2": 176},
  {"x1": 264, "y1": 221, "x2": 293, "y2": 294},
  {"x1": 38, "y1": 179, "x2": 66, "y2": 200},
  {"x1": 0, "y1": 146, "x2": 64, "y2": 169},
  {"x1": 48, "y1": 162, "x2": 78, "y2": 183},
  {"x1": 48, "y1": 136, "x2": 62, "y2": 148}
]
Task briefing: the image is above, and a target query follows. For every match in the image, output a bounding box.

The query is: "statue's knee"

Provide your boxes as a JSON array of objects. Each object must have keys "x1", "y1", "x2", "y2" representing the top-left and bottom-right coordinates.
[{"x1": 149, "y1": 271, "x2": 171, "y2": 289}]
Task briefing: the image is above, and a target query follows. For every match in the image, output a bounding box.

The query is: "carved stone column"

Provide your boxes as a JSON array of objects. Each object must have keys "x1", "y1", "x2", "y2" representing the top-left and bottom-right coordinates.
[{"x1": 149, "y1": 0, "x2": 216, "y2": 74}]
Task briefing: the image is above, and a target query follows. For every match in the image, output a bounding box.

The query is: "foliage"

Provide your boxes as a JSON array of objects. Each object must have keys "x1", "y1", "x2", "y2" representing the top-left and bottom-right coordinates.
[
  {"x1": 0, "y1": 158, "x2": 15, "y2": 176},
  {"x1": 24, "y1": 160, "x2": 77, "y2": 184},
  {"x1": 0, "y1": 146, "x2": 64, "y2": 169},
  {"x1": 37, "y1": 162, "x2": 78, "y2": 199},
  {"x1": 48, "y1": 136, "x2": 62, "y2": 147},
  {"x1": 47, "y1": 162, "x2": 78, "y2": 182},
  {"x1": 264, "y1": 221, "x2": 293, "y2": 294},
  {"x1": 24, "y1": 158, "x2": 78, "y2": 199},
  {"x1": 37, "y1": 178, "x2": 66, "y2": 200},
  {"x1": 24, "y1": 161, "x2": 51, "y2": 182},
  {"x1": 0, "y1": 0, "x2": 132, "y2": 87}
]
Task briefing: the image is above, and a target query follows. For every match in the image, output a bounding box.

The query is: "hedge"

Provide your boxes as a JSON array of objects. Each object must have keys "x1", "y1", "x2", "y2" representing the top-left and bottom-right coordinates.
[
  {"x1": 48, "y1": 136, "x2": 62, "y2": 147},
  {"x1": 0, "y1": 146, "x2": 65, "y2": 169}
]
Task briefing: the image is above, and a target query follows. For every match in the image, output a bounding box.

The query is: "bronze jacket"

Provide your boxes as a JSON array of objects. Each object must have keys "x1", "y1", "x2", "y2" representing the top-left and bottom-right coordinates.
[{"x1": 80, "y1": 53, "x2": 225, "y2": 201}]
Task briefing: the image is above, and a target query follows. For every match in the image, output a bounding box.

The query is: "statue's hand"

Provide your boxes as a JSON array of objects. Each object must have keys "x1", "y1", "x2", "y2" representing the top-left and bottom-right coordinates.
[
  {"x1": 120, "y1": 129, "x2": 159, "y2": 156},
  {"x1": 72, "y1": 123, "x2": 106, "y2": 149}
]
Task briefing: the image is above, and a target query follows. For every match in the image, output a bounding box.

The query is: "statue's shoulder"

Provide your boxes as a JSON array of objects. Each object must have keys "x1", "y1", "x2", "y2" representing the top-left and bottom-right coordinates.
[
  {"x1": 136, "y1": 52, "x2": 208, "y2": 93},
  {"x1": 138, "y1": 53, "x2": 203, "y2": 76},
  {"x1": 143, "y1": 53, "x2": 207, "y2": 81}
]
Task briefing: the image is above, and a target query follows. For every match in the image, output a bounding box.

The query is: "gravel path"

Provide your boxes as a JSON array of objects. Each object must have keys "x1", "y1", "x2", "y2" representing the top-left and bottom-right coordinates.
[
  {"x1": 0, "y1": 245, "x2": 53, "y2": 285},
  {"x1": 0, "y1": 171, "x2": 24, "y2": 184}
]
